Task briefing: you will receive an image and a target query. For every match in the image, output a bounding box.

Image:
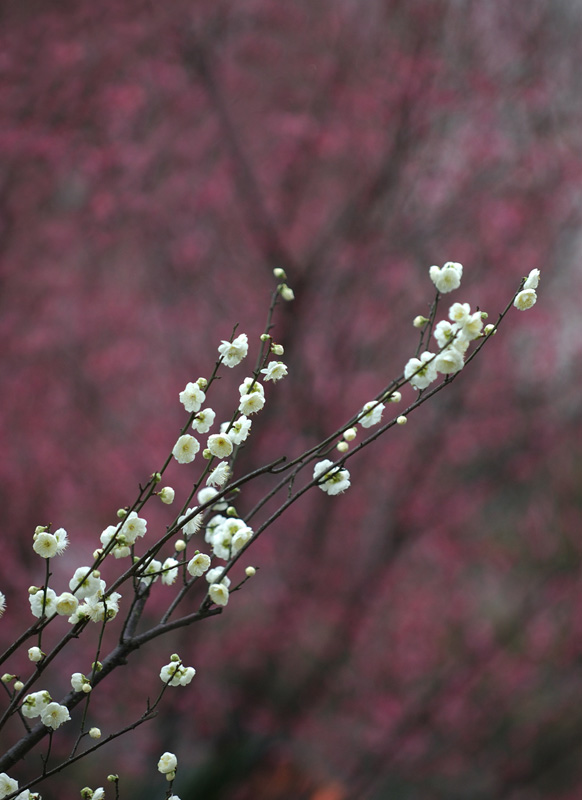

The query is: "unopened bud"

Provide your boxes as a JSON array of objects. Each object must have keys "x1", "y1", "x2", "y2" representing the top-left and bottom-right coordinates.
[
  {"x1": 245, "y1": 566, "x2": 256, "y2": 577},
  {"x1": 278, "y1": 283, "x2": 294, "y2": 301},
  {"x1": 343, "y1": 427, "x2": 357, "y2": 441},
  {"x1": 413, "y1": 315, "x2": 429, "y2": 329},
  {"x1": 396, "y1": 415, "x2": 408, "y2": 425},
  {"x1": 271, "y1": 343, "x2": 284, "y2": 355},
  {"x1": 336, "y1": 441, "x2": 349, "y2": 453},
  {"x1": 116, "y1": 508, "x2": 127, "y2": 519},
  {"x1": 273, "y1": 267, "x2": 287, "y2": 280},
  {"x1": 175, "y1": 539, "x2": 186, "y2": 552}
]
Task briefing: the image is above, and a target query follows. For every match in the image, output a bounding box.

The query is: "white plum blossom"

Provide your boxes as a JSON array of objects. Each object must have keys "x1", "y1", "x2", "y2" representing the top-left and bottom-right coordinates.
[
  {"x1": 21, "y1": 691, "x2": 51, "y2": 719},
  {"x1": 448, "y1": 302, "x2": 471, "y2": 325},
  {"x1": 524, "y1": 268, "x2": 541, "y2": 290},
  {"x1": 205, "y1": 567, "x2": 231, "y2": 587},
  {"x1": 29, "y1": 587, "x2": 57, "y2": 619},
  {"x1": 53, "y1": 527, "x2": 69, "y2": 554},
  {"x1": 238, "y1": 392, "x2": 265, "y2": 416},
  {"x1": 41, "y1": 701, "x2": 71, "y2": 730},
  {"x1": 70, "y1": 567, "x2": 102, "y2": 599},
  {"x1": 160, "y1": 656, "x2": 196, "y2": 687},
  {"x1": 313, "y1": 460, "x2": 351, "y2": 496},
  {"x1": 433, "y1": 320, "x2": 459, "y2": 349},
  {"x1": 179, "y1": 382, "x2": 206, "y2": 413},
  {"x1": 514, "y1": 288, "x2": 537, "y2": 310},
  {"x1": 0, "y1": 773, "x2": 19, "y2": 798},
  {"x1": 228, "y1": 415, "x2": 252, "y2": 445},
  {"x1": 32, "y1": 532, "x2": 59, "y2": 559},
  {"x1": 177, "y1": 508, "x2": 204, "y2": 537},
  {"x1": 404, "y1": 351, "x2": 438, "y2": 390},
  {"x1": 138, "y1": 559, "x2": 162, "y2": 587},
  {"x1": 207, "y1": 433, "x2": 234, "y2": 458},
  {"x1": 208, "y1": 583, "x2": 230, "y2": 606},
  {"x1": 120, "y1": 512, "x2": 147, "y2": 544},
  {"x1": 0, "y1": 591, "x2": 5, "y2": 618},
  {"x1": 157, "y1": 751, "x2": 178, "y2": 777},
  {"x1": 360, "y1": 401, "x2": 385, "y2": 428},
  {"x1": 187, "y1": 552, "x2": 212, "y2": 577},
  {"x1": 260, "y1": 361, "x2": 288, "y2": 382},
  {"x1": 100, "y1": 525, "x2": 131, "y2": 559},
  {"x1": 205, "y1": 514, "x2": 227, "y2": 544},
  {"x1": 55, "y1": 592, "x2": 79, "y2": 617},
  {"x1": 207, "y1": 461, "x2": 231, "y2": 487},
  {"x1": 434, "y1": 347, "x2": 465, "y2": 375},
  {"x1": 161, "y1": 558, "x2": 179, "y2": 586},
  {"x1": 172, "y1": 434, "x2": 200, "y2": 464},
  {"x1": 459, "y1": 311, "x2": 483, "y2": 341},
  {"x1": 218, "y1": 333, "x2": 249, "y2": 367},
  {"x1": 239, "y1": 377, "x2": 264, "y2": 397},
  {"x1": 191, "y1": 408, "x2": 216, "y2": 434},
  {"x1": 429, "y1": 261, "x2": 463, "y2": 293}
]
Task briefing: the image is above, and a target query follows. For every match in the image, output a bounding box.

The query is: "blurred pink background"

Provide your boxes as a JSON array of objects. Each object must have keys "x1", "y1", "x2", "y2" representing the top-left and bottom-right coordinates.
[{"x1": 1, "y1": 2, "x2": 581, "y2": 798}]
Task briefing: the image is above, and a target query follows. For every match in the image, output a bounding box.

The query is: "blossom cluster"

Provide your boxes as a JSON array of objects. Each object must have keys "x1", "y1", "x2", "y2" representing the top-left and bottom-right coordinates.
[{"x1": 21, "y1": 690, "x2": 70, "y2": 730}]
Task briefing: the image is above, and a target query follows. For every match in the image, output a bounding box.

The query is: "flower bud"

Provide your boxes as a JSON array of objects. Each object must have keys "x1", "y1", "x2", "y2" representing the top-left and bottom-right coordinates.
[
  {"x1": 396, "y1": 415, "x2": 408, "y2": 425},
  {"x1": 175, "y1": 539, "x2": 186, "y2": 552},
  {"x1": 271, "y1": 343, "x2": 284, "y2": 355},
  {"x1": 158, "y1": 487, "x2": 175, "y2": 505},
  {"x1": 116, "y1": 508, "x2": 127, "y2": 519},
  {"x1": 273, "y1": 267, "x2": 287, "y2": 280},
  {"x1": 14, "y1": 680, "x2": 24, "y2": 692},
  {"x1": 343, "y1": 427, "x2": 357, "y2": 441},
  {"x1": 28, "y1": 647, "x2": 44, "y2": 663},
  {"x1": 278, "y1": 283, "x2": 294, "y2": 301},
  {"x1": 89, "y1": 727, "x2": 102, "y2": 739},
  {"x1": 336, "y1": 441, "x2": 349, "y2": 453},
  {"x1": 413, "y1": 315, "x2": 428, "y2": 328},
  {"x1": 245, "y1": 566, "x2": 256, "y2": 577}
]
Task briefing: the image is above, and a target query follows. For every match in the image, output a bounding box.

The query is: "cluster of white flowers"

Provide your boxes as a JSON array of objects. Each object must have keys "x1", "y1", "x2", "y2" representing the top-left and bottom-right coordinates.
[
  {"x1": 32, "y1": 526, "x2": 68, "y2": 559},
  {"x1": 160, "y1": 655, "x2": 196, "y2": 687},
  {"x1": 514, "y1": 268, "x2": 540, "y2": 310},
  {"x1": 21, "y1": 690, "x2": 70, "y2": 730},
  {"x1": 313, "y1": 460, "x2": 351, "y2": 496},
  {"x1": 206, "y1": 567, "x2": 230, "y2": 606},
  {"x1": 204, "y1": 515, "x2": 253, "y2": 561},
  {"x1": 65, "y1": 567, "x2": 121, "y2": 624},
  {"x1": 429, "y1": 261, "x2": 463, "y2": 293},
  {"x1": 100, "y1": 512, "x2": 147, "y2": 559},
  {"x1": 238, "y1": 377, "x2": 265, "y2": 415}
]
